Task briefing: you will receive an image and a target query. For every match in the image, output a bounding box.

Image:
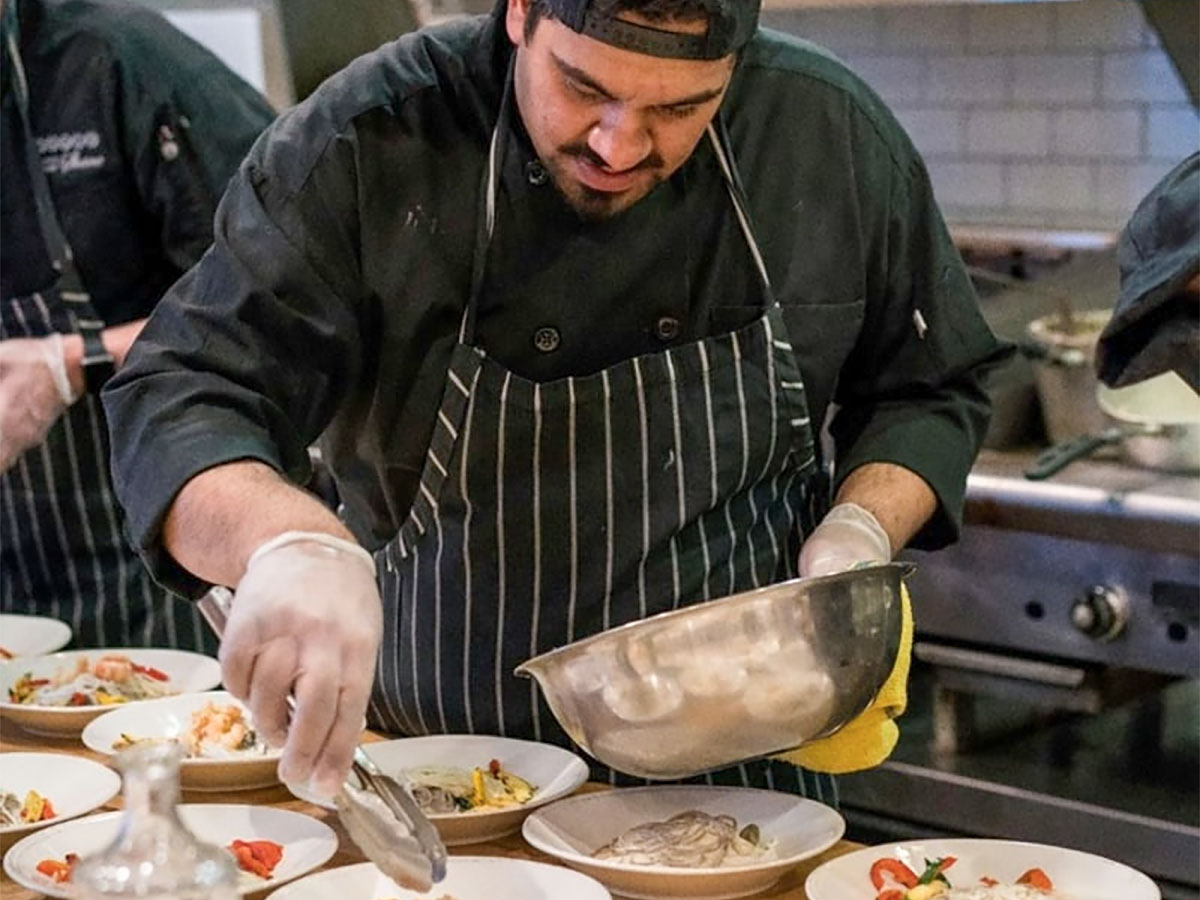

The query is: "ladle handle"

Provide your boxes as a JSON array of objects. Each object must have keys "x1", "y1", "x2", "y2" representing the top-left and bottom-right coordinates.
[{"x1": 1025, "y1": 428, "x2": 1126, "y2": 480}]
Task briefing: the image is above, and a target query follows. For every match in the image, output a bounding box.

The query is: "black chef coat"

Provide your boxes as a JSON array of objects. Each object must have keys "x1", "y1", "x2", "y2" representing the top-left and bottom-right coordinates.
[{"x1": 104, "y1": 7, "x2": 1012, "y2": 597}]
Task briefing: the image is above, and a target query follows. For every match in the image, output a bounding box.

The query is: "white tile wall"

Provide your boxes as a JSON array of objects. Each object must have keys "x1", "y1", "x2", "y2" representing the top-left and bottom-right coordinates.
[
  {"x1": 1053, "y1": 109, "x2": 1142, "y2": 159},
  {"x1": 760, "y1": 0, "x2": 1198, "y2": 230},
  {"x1": 966, "y1": 110, "x2": 1052, "y2": 156},
  {"x1": 1011, "y1": 54, "x2": 1100, "y2": 105},
  {"x1": 927, "y1": 56, "x2": 1009, "y2": 103}
]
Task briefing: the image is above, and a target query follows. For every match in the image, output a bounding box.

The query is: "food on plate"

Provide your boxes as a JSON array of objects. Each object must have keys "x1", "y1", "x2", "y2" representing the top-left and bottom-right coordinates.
[
  {"x1": 7, "y1": 653, "x2": 175, "y2": 706},
  {"x1": 227, "y1": 838, "x2": 285, "y2": 878},
  {"x1": 407, "y1": 758, "x2": 536, "y2": 813},
  {"x1": 0, "y1": 646, "x2": 13, "y2": 660},
  {"x1": 0, "y1": 788, "x2": 57, "y2": 825},
  {"x1": 111, "y1": 700, "x2": 270, "y2": 758},
  {"x1": 591, "y1": 809, "x2": 774, "y2": 868},
  {"x1": 869, "y1": 856, "x2": 1056, "y2": 899},
  {"x1": 35, "y1": 853, "x2": 79, "y2": 884}
]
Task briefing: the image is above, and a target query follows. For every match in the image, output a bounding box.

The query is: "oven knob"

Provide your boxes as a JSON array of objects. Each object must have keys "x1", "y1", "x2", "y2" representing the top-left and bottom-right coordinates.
[{"x1": 1070, "y1": 586, "x2": 1129, "y2": 641}]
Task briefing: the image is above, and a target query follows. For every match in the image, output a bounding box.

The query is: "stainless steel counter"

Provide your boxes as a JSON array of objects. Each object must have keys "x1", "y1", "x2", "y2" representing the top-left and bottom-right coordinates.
[{"x1": 964, "y1": 449, "x2": 1200, "y2": 556}]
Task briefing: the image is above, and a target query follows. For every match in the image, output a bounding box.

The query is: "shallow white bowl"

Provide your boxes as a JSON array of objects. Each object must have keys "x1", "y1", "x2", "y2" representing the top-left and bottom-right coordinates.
[
  {"x1": 288, "y1": 734, "x2": 589, "y2": 846},
  {"x1": 805, "y1": 838, "x2": 1160, "y2": 900},
  {"x1": 0, "y1": 648, "x2": 221, "y2": 736},
  {"x1": 267, "y1": 857, "x2": 611, "y2": 900},
  {"x1": 81, "y1": 691, "x2": 282, "y2": 792},
  {"x1": 0, "y1": 614, "x2": 72, "y2": 658},
  {"x1": 3, "y1": 803, "x2": 337, "y2": 898},
  {"x1": 522, "y1": 784, "x2": 845, "y2": 900},
  {"x1": 0, "y1": 752, "x2": 121, "y2": 839}
]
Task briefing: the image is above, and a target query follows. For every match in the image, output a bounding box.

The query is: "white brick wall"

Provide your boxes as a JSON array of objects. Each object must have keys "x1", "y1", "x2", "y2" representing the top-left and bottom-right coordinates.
[{"x1": 760, "y1": 0, "x2": 1198, "y2": 230}]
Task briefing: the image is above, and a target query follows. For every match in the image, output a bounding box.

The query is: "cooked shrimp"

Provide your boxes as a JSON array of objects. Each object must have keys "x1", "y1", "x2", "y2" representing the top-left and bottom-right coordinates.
[{"x1": 93, "y1": 654, "x2": 134, "y2": 682}]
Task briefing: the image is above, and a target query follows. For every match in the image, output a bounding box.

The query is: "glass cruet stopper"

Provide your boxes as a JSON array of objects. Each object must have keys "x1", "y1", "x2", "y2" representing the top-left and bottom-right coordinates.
[{"x1": 71, "y1": 742, "x2": 239, "y2": 899}]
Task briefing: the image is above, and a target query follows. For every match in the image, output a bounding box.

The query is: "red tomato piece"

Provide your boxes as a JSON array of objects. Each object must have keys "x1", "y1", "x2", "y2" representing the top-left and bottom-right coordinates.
[
  {"x1": 1017, "y1": 868, "x2": 1053, "y2": 890},
  {"x1": 870, "y1": 858, "x2": 919, "y2": 890}
]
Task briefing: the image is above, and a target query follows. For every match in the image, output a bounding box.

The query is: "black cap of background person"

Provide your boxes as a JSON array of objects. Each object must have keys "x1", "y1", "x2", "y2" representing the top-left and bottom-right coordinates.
[
  {"x1": 1096, "y1": 152, "x2": 1199, "y2": 393},
  {"x1": 542, "y1": 0, "x2": 760, "y2": 60}
]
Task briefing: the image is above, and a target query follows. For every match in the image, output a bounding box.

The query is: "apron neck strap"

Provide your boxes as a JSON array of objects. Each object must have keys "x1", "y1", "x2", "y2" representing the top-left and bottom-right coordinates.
[
  {"x1": 3, "y1": 3, "x2": 97, "y2": 314},
  {"x1": 459, "y1": 61, "x2": 775, "y2": 346}
]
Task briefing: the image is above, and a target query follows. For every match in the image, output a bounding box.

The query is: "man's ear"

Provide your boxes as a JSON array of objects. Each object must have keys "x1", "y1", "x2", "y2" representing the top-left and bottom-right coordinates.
[{"x1": 505, "y1": 0, "x2": 530, "y2": 46}]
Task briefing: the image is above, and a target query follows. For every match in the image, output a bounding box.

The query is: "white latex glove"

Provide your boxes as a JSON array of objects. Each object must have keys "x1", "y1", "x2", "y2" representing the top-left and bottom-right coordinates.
[
  {"x1": 220, "y1": 531, "x2": 382, "y2": 797},
  {"x1": 798, "y1": 502, "x2": 892, "y2": 577},
  {"x1": 0, "y1": 334, "x2": 77, "y2": 473}
]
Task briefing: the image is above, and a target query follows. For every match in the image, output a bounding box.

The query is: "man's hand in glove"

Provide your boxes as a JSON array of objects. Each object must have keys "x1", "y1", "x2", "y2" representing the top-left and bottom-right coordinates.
[
  {"x1": 0, "y1": 334, "x2": 76, "y2": 473},
  {"x1": 798, "y1": 502, "x2": 892, "y2": 577},
  {"x1": 220, "y1": 531, "x2": 383, "y2": 798}
]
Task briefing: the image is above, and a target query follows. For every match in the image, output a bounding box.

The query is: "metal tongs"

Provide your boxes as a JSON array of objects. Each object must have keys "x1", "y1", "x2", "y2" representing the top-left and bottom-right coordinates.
[{"x1": 197, "y1": 587, "x2": 448, "y2": 891}]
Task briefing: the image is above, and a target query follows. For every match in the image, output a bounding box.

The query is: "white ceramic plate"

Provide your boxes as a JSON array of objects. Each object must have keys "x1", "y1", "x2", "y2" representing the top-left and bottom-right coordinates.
[
  {"x1": 0, "y1": 614, "x2": 72, "y2": 659},
  {"x1": 0, "y1": 648, "x2": 221, "y2": 737},
  {"x1": 289, "y1": 734, "x2": 589, "y2": 846},
  {"x1": 81, "y1": 691, "x2": 282, "y2": 792},
  {"x1": 267, "y1": 857, "x2": 612, "y2": 900},
  {"x1": 522, "y1": 784, "x2": 845, "y2": 900},
  {"x1": 0, "y1": 753, "x2": 121, "y2": 838},
  {"x1": 3, "y1": 803, "x2": 338, "y2": 898},
  {"x1": 804, "y1": 838, "x2": 1160, "y2": 900}
]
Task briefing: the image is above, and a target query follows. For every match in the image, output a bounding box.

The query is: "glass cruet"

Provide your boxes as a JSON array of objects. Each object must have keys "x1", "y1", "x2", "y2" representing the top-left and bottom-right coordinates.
[{"x1": 71, "y1": 742, "x2": 239, "y2": 899}]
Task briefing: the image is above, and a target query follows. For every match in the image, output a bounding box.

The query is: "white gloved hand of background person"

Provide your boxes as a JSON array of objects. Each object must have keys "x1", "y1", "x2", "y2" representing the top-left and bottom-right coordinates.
[
  {"x1": 220, "y1": 531, "x2": 382, "y2": 798},
  {"x1": 798, "y1": 502, "x2": 892, "y2": 577},
  {"x1": 0, "y1": 334, "x2": 77, "y2": 473}
]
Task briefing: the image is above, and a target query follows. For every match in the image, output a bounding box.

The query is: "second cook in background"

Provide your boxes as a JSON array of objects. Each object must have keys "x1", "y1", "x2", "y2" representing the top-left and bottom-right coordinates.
[
  {"x1": 0, "y1": 0, "x2": 274, "y2": 651},
  {"x1": 104, "y1": 0, "x2": 1010, "y2": 797}
]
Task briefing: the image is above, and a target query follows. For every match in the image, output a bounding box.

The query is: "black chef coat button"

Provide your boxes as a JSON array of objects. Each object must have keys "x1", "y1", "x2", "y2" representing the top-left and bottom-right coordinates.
[
  {"x1": 526, "y1": 161, "x2": 549, "y2": 186},
  {"x1": 533, "y1": 326, "x2": 560, "y2": 352},
  {"x1": 654, "y1": 316, "x2": 681, "y2": 342}
]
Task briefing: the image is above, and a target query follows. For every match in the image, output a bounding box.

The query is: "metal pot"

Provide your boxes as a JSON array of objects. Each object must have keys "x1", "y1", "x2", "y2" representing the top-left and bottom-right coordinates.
[
  {"x1": 1024, "y1": 309, "x2": 1113, "y2": 445},
  {"x1": 1026, "y1": 371, "x2": 1200, "y2": 479}
]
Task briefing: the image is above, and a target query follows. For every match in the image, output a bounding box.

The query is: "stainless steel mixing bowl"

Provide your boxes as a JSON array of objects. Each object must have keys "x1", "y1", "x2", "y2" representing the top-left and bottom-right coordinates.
[{"x1": 515, "y1": 563, "x2": 909, "y2": 779}]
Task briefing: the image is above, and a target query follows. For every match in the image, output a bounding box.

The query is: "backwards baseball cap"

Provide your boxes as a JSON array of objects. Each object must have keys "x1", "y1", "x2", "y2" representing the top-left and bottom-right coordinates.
[{"x1": 540, "y1": 0, "x2": 760, "y2": 59}]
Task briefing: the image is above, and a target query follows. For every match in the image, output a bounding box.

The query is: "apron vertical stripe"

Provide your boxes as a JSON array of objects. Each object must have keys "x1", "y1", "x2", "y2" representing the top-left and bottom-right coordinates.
[
  {"x1": 697, "y1": 341, "x2": 716, "y2": 602},
  {"x1": 567, "y1": 380, "x2": 578, "y2": 641},
  {"x1": 602, "y1": 369, "x2": 614, "y2": 631},
  {"x1": 432, "y1": 492, "x2": 448, "y2": 734},
  {"x1": 459, "y1": 365, "x2": 481, "y2": 735},
  {"x1": 665, "y1": 351, "x2": 685, "y2": 609},
  {"x1": 633, "y1": 356, "x2": 649, "y2": 621},
  {"x1": 408, "y1": 544, "x2": 429, "y2": 734},
  {"x1": 493, "y1": 371, "x2": 512, "y2": 735},
  {"x1": 529, "y1": 383, "x2": 543, "y2": 741}
]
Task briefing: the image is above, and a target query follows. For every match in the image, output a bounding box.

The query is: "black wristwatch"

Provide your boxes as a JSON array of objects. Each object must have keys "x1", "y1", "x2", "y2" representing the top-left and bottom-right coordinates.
[{"x1": 80, "y1": 324, "x2": 116, "y2": 394}]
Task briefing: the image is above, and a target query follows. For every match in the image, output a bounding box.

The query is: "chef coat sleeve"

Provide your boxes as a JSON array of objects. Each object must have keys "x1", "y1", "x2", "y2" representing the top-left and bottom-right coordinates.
[
  {"x1": 113, "y1": 8, "x2": 276, "y2": 274},
  {"x1": 828, "y1": 156, "x2": 1013, "y2": 550},
  {"x1": 103, "y1": 121, "x2": 366, "y2": 599}
]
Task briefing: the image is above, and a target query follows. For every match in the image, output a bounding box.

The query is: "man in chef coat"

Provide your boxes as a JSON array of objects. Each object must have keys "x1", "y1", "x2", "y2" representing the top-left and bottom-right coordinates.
[
  {"x1": 0, "y1": 0, "x2": 274, "y2": 650},
  {"x1": 104, "y1": 0, "x2": 1010, "y2": 797}
]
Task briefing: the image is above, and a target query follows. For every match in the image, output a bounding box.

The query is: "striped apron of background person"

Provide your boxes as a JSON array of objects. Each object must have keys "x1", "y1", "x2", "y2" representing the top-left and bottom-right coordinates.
[
  {"x1": 366, "y1": 69, "x2": 838, "y2": 806},
  {"x1": 0, "y1": 12, "x2": 213, "y2": 654}
]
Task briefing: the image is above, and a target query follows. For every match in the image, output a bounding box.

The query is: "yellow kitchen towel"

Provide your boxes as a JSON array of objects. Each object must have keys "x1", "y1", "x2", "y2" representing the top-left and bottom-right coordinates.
[{"x1": 772, "y1": 583, "x2": 913, "y2": 774}]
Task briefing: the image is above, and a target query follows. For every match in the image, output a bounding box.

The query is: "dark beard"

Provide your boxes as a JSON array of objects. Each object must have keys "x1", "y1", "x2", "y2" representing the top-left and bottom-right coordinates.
[{"x1": 548, "y1": 142, "x2": 665, "y2": 222}]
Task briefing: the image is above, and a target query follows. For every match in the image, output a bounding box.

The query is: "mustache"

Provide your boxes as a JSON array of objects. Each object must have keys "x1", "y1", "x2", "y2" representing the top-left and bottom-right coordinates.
[{"x1": 559, "y1": 141, "x2": 665, "y2": 174}]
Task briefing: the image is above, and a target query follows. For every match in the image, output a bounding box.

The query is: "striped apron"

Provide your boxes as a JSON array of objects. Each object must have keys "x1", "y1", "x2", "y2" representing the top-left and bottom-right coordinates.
[
  {"x1": 368, "y1": 80, "x2": 836, "y2": 804},
  {"x1": 0, "y1": 16, "x2": 213, "y2": 653}
]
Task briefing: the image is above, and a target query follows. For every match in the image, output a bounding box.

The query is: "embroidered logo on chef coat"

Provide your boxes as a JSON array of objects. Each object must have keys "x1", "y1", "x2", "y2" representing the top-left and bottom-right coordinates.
[{"x1": 36, "y1": 130, "x2": 106, "y2": 175}]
